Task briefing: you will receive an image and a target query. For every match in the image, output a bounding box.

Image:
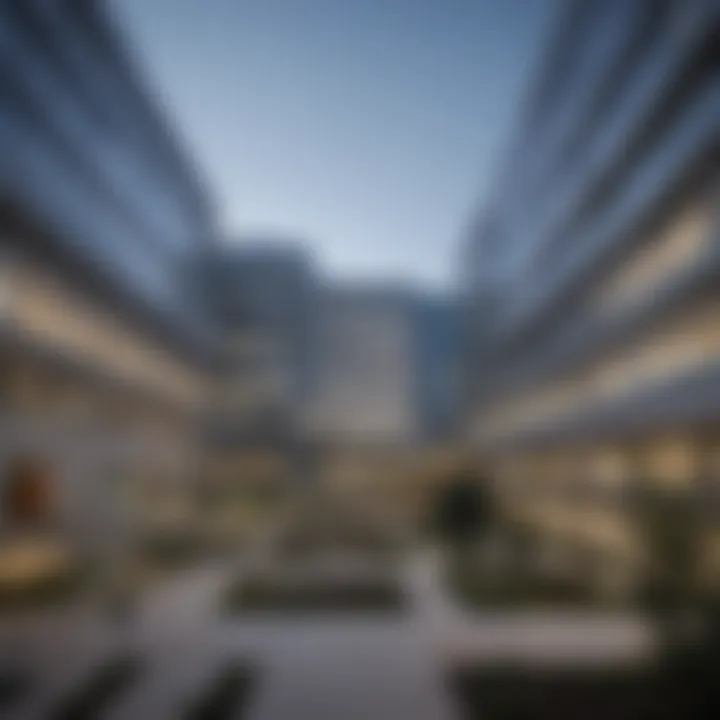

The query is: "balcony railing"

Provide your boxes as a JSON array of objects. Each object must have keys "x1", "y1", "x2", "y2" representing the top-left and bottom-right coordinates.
[
  {"x1": 505, "y1": 69, "x2": 720, "y2": 340},
  {"x1": 537, "y1": 3, "x2": 643, "y2": 184},
  {"x1": 506, "y1": 11, "x2": 716, "y2": 328},
  {"x1": 488, "y1": 359, "x2": 720, "y2": 451},
  {"x1": 505, "y1": 3, "x2": 667, "y2": 245},
  {"x1": 2, "y1": 6, "x2": 201, "y2": 259},
  {"x1": 29, "y1": 0, "x2": 198, "y2": 220},
  {"x1": 0, "y1": 99, "x2": 221, "y2": 347}
]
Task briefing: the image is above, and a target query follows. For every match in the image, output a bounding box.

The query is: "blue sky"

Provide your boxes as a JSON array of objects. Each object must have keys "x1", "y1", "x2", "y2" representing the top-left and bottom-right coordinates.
[{"x1": 111, "y1": 0, "x2": 555, "y2": 289}]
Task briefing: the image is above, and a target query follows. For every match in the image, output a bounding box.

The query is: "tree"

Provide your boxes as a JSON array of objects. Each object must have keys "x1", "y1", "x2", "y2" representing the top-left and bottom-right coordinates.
[
  {"x1": 634, "y1": 483, "x2": 720, "y2": 715},
  {"x1": 431, "y1": 470, "x2": 493, "y2": 551},
  {"x1": 634, "y1": 485, "x2": 703, "y2": 621}
]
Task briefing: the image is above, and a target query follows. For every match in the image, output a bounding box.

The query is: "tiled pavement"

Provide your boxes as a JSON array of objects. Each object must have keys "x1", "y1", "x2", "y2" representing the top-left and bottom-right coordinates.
[{"x1": 0, "y1": 554, "x2": 654, "y2": 719}]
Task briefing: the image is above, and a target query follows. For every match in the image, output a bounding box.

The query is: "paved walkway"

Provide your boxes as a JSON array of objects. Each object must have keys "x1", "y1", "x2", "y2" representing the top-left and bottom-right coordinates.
[
  {"x1": 409, "y1": 552, "x2": 655, "y2": 666},
  {"x1": 242, "y1": 618, "x2": 456, "y2": 720},
  {"x1": 2, "y1": 553, "x2": 655, "y2": 720},
  {"x1": 111, "y1": 556, "x2": 460, "y2": 720}
]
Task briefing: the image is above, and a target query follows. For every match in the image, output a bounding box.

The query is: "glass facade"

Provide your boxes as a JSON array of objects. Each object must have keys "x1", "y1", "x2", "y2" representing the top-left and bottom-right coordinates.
[
  {"x1": 464, "y1": 0, "x2": 720, "y2": 446},
  {"x1": 0, "y1": 1, "x2": 215, "y2": 350}
]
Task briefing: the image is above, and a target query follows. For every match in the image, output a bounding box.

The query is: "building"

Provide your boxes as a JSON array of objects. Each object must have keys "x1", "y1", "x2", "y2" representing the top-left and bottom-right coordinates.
[
  {"x1": 310, "y1": 286, "x2": 417, "y2": 446},
  {"x1": 0, "y1": 1, "x2": 219, "y2": 569},
  {"x1": 309, "y1": 285, "x2": 461, "y2": 520},
  {"x1": 309, "y1": 285, "x2": 418, "y2": 512},
  {"x1": 413, "y1": 295, "x2": 460, "y2": 443},
  {"x1": 462, "y1": 0, "x2": 720, "y2": 596},
  {"x1": 202, "y1": 243, "x2": 317, "y2": 497}
]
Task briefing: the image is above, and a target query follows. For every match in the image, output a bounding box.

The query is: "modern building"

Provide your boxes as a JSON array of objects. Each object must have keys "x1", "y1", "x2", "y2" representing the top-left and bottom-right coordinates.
[
  {"x1": 202, "y1": 242, "x2": 317, "y2": 493},
  {"x1": 307, "y1": 285, "x2": 417, "y2": 512},
  {"x1": 413, "y1": 295, "x2": 460, "y2": 443},
  {"x1": 462, "y1": 0, "x2": 720, "y2": 595},
  {"x1": 310, "y1": 286, "x2": 418, "y2": 446},
  {"x1": 0, "y1": 1, "x2": 219, "y2": 565},
  {"x1": 308, "y1": 285, "x2": 461, "y2": 519}
]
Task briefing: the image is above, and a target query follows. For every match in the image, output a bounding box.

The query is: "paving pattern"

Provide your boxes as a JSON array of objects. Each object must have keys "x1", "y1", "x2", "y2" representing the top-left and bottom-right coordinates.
[{"x1": 0, "y1": 554, "x2": 655, "y2": 720}]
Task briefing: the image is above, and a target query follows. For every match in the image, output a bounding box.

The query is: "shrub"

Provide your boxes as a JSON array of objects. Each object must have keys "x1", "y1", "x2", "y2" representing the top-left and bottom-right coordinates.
[{"x1": 430, "y1": 470, "x2": 494, "y2": 550}]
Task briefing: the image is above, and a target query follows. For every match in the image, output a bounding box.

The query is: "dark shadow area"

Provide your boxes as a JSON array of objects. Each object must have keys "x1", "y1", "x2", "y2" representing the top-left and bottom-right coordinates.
[
  {"x1": 0, "y1": 564, "x2": 88, "y2": 613},
  {"x1": 223, "y1": 575, "x2": 405, "y2": 615},
  {"x1": 50, "y1": 655, "x2": 142, "y2": 720},
  {"x1": 450, "y1": 664, "x2": 659, "y2": 720},
  {"x1": 183, "y1": 663, "x2": 256, "y2": 720},
  {"x1": 451, "y1": 622, "x2": 720, "y2": 720},
  {"x1": 0, "y1": 671, "x2": 32, "y2": 710}
]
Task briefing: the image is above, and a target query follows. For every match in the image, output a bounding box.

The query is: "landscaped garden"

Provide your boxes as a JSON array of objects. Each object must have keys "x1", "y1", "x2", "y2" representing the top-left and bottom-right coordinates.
[
  {"x1": 0, "y1": 537, "x2": 88, "y2": 613},
  {"x1": 438, "y1": 474, "x2": 720, "y2": 718},
  {"x1": 224, "y1": 494, "x2": 405, "y2": 613},
  {"x1": 139, "y1": 528, "x2": 213, "y2": 571},
  {"x1": 224, "y1": 563, "x2": 404, "y2": 613},
  {"x1": 428, "y1": 470, "x2": 603, "y2": 610},
  {"x1": 450, "y1": 611, "x2": 720, "y2": 720}
]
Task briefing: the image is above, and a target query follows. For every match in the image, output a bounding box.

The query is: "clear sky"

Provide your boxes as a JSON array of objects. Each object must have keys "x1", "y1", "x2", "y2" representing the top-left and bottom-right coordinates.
[{"x1": 110, "y1": 0, "x2": 556, "y2": 290}]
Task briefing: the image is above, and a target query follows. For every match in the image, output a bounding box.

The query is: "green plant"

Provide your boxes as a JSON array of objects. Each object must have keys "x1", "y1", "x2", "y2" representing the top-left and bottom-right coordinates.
[
  {"x1": 0, "y1": 565, "x2": 87, "y2": 612},
  {"x1": 430, "y1": 471, "x2": 494, "y2": 551},
  {"x1": 224, "y1": 574, "x2": 404, "y2": 613},
  {"x1": 140, "y1": 531, "x2": 208, "y2": 569},
  {"x1": 632, "y1": 484, "x2": 720, "y2": 705},
  {"x1": 633, "y1": 486, "x2": 703, "y2": 617},
  {"x1": 447, "y1": 554, "x2": 601, "y2": 610}
]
